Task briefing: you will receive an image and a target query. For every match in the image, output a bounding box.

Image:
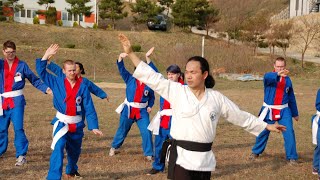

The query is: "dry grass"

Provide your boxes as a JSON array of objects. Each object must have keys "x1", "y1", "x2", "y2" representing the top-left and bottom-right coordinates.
[{"x1": 0, "y1": 77, "x2": 318, "y2": 180}]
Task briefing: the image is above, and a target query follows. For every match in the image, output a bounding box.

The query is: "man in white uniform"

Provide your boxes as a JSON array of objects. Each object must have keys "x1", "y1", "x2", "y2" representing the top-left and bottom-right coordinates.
[{"x1": 117, "y1": 34, "x2": 286, "y2": 180}]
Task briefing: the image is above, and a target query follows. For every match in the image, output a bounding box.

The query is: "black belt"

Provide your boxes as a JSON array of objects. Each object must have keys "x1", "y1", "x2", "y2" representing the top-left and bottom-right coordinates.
[{"x1": 160, "y1": 139, "x2": 212, "y2": 179}]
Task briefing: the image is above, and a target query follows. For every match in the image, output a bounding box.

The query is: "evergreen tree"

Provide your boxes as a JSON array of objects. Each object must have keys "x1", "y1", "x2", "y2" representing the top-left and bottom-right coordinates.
[
  {"x1": 99, "y1": 0, "x2": 128, "y2": 29},
  {"x1": 38, "y1": 0, "x2": 55, "y2": 10},
  {"x1": 158, "y1": 0, "x2": 173, "y2": 16},
  {"x1": 130, "y1": 0, "x2": 163, "y2": 24}
]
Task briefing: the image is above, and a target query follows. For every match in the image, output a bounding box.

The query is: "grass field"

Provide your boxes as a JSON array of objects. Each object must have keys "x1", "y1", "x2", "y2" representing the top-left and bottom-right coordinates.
[{"x1": 0, "y1": 77, "x2": 318, "y2": 180}]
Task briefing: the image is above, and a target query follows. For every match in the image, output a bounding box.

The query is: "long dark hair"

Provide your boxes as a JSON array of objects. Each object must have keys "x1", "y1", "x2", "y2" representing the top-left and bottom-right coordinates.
[
  {"x1": 187, "y1": 56, "x2": 215, "y2": 88},
  {"x1": 75, "y1": 62, "x2": 85, "y2": 75}
]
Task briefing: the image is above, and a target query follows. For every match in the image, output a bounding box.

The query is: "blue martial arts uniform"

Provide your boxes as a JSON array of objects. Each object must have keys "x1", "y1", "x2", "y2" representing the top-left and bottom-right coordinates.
[
  {"x1": 0, "y1": 58, "x2": 48, "y2": 158},
  {"x1": 36, "y1": 59, "x2": 99, "y2": 180},
  {"x1": 46, "y1": 61, "x2": 107, "y2": 99},
  {"x1": 152, "y1": 96, "x2": 171, "y2": 171},
  {"x1": 312, "y1": 89, "x2": 320, "y2": 174},
  {"x1": 111, "y1": 60, "x2": 156, "y2": 156},
  {"x1": 252, "y1": 72, "x2": 299, "y2": 160}
]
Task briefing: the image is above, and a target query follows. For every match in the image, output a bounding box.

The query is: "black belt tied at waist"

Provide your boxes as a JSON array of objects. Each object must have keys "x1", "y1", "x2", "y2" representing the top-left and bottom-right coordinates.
[{"x1": 160, "y1": 139, "x2": 213, "y2": 179}]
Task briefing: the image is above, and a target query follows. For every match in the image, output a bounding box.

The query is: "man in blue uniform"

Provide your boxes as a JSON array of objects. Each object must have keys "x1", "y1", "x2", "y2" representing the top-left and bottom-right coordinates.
[
  {"x1": 0, "y1": 40, "x2": 50, "y2": 166},
  {"x1": 250, "y1": 57, "x2": 299, "y2": 164},
  {"x1": 110, "y1": 50, "x2": 157, "y2": 161},
  {"x1": 36, "y1": 44, "x2": 103, "y2": 179}
]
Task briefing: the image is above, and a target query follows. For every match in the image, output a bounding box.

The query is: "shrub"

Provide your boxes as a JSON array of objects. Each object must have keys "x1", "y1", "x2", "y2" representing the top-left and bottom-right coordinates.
[
  {"x1": 258, "y1": 41, "x2": 268, "y2": 48},
  {"x1": 93, "y1": 23, "x2": 98, "y2": 29},
  {"x1": 57, "y1": 20, "x2": 63, "y2": 26},
  {"x1": 132, "y1": 44, "x2": 141, "y2": 52},
  {"x1": 65, "y1": 44, "x2": 75, "y2": 48},
  {"x1": 0, "y1": 15, "x2": 6, "y2": 21},
  {"x1": 73, "y1": 21, "x2": 78, "y2": 27},
  {"x1": 33, "y1": 16, "x2": 40, "y2": 24}
]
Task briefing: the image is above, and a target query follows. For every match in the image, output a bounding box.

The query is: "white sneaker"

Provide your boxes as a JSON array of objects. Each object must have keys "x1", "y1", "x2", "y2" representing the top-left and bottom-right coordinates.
[
  {"x1": 15, "y1": 155, "x2": 27, "y2": 166},
  {"x1": 146, "y1": 156, "x2": 152, "y2": 161},
  {"x1": 109, "y1": 148, "x2": 116, "y2": 156}
]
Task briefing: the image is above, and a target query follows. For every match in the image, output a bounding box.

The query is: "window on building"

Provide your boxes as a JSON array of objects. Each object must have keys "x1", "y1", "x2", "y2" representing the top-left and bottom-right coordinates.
[
  {"x1": 79, "y1": 14, "x2": 83, "y2": 22},
  {"x1": 32, "y1": 10, "x2": 37, "y2": 18},
  {"x1": 62, "y1": 12, "x2": 67, "y2": 20},
  {"x1": 21, "y1": 9, "x2": 25, "y2": 17},
  {"x1": 14, "y1": 11, "x2": 19, "y2": 18},
  {"x1": 27, "y1": 10, "x2": 31, "y2": 18},
  {"x1": 68, "y1": 12, "x2": 72, "y2": 21},
  {"x1": 74, "y1": 14, "x2": 78, "y2": 21}
]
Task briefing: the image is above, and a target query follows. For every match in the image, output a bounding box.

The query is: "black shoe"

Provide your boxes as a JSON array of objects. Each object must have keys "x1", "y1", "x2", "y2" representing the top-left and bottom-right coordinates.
[
  {"x1": 66, "y1": 171, "x2": 82, "y2": 178},
  {"x1": 147, "y1": 168, "x2": 160, "y2": 175}
]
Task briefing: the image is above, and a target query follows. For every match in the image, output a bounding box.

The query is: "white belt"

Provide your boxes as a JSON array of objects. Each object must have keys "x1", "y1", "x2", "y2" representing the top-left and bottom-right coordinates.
[
  {"x1": 115, "y1": 98, "x2": 148, "y2": 118},
  {"x1": 258, "y1": 102, "x2": 288, "y2": 121},
  {"x1": 148, "y1": 109, "x2": 172, "y2": 135},
  {"x1": 51, "y1": 111, "x2": 82, "y2": 150},
  {"x1": 0, "y1": 89, "x2": 23, "y2": 116},
  {"x1": 312, "y1": 111, "x2": 320, "y2": 145}
]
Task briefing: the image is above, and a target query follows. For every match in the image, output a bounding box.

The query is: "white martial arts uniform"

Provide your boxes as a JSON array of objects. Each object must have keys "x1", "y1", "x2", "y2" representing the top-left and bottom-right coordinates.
[{"x1": 133, "y1": 61, "x2": 267, "y2": 172}]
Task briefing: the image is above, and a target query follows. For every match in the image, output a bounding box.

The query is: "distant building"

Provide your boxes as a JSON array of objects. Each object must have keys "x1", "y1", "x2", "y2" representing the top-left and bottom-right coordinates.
[
  {"x1": 289, "y1": 0, "x2": 320, "y2": 18},
  {"x1": 2, "y1": 0, "x2": 98, "y2": 27}
]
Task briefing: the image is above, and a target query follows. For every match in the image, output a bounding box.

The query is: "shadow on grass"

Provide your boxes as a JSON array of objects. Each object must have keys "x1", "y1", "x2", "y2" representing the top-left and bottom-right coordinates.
[{"x1": 86, "y1": 168, "x2": 150, "y2": 179}]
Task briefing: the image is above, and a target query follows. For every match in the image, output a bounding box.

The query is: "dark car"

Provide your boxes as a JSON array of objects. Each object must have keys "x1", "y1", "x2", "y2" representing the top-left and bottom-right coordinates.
[{"x1": 147, "y1": 15, "x2": 167, "y2": 31}]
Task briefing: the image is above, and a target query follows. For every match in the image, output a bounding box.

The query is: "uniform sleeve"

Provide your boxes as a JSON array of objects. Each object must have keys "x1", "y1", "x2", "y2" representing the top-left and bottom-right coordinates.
[
  {"x1": 117, "y1": 60, "x2": 132, "y2": 83},
  {"x1": 35, "y1": 58, "x2": 58, "y2": 89},
  {"x1": 148, "y1": 61, "x2": 159, "y2": 72},
  {"x1": 264, "y1": 72, "x2": 278, "y2": 86},
  {"x1": 288, "y1": 81, "x2": 299, "y2": 117},
  {"x1": 47, "y1": 61, "x2": 65, "y2": 78},
  {"x1": 24, "y1": 61, "x2": 48, "y2": 93},
  {"x1": 147, "y1": 89, "x2": 155, "y2": 108},
  {"x1": 316, "y1": 89, "x2": 320, "y2": 111},
  {"x1": 85, "y1": 78, "x2": 107, "y2": 99},
  {"x1": 133, "y1": 61, "x2": 182, "y2": 107},
  {"x1": 219, "y1": 92, "x2": 267, "y2": 136},
  {"x1": 82, "y1": 87, "x2": 99, "y2": 130}
]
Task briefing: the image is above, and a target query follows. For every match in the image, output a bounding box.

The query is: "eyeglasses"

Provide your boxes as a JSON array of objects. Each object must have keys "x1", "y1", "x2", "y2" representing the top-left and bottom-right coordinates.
[{"x1": 5, "y1": 51, "x2": 16, "y2": 54}]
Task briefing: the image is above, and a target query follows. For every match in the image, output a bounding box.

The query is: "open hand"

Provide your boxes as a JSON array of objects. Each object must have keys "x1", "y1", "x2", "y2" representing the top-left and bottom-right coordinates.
[
  {"x1": 266, "y1": 124, "x2": 286, "y2": 133},
  {"x1": 42, "y1": 44, "x2": 59, "y2": 61},
  {"x1": 118, "y1": 34, "x2": 132, "y2": 54}
]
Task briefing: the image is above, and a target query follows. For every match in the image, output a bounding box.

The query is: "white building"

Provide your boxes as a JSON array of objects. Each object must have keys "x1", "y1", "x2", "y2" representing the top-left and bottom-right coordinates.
[{"x1": 3, "y1": 0, "x2": 98, "y2": 27}]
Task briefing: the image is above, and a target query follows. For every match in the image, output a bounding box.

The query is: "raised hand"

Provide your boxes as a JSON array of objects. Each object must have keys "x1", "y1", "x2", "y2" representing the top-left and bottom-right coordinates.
[
  {"x1": 145, "y1": 47, "x2": 155, "y2": 64},
  {"x1": 42, "y1": 44, "x2": 59, "y2": 61},
  {"x1": 118, "y1": 53, "x2": 128, "y2": 62},
  {"x1": 118, "y1": 34, "x2": 132, "y2": 54}
]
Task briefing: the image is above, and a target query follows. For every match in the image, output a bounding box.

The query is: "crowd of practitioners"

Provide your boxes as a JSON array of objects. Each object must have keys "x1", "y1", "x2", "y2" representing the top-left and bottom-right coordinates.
[{"x1": 0, "y1": 35, "x2": 319, "y2": 180}]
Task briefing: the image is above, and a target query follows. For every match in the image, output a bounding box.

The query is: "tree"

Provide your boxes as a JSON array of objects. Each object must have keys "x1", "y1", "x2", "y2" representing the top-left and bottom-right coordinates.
[
  {"x1": 274, "y1": 21, "x2": 293, "y2": 57},
  {"x1": 242, "y1": 10, "x2": 270, "y2": 55},
  {"x1": 196, "y1": 3, "x2": 220, "y2": 36},
  {"x1": 293, "y1": 15, "x2": 320, "y2": 68},
  {"x1": 158, "y1": 0, "x2": 173, "y2": 16},
  {"x1": 99, "y1": 0, "x2": 128, "y2": 29},
  {"x1": 130, "y1": 0, "x2": 163, "y2": 24},
  {"x1": 65, "y1": 0, "x2": 92, "y2": 26},
  {"x1": 171, "y1": 0, "x2": 199, "y2": 29},
  {"x1": 3, "y1": 0, "x2": 23, "y2": 13},
  {"x1": 38, "y1": 0, "x2": 55, "y2": 10}
]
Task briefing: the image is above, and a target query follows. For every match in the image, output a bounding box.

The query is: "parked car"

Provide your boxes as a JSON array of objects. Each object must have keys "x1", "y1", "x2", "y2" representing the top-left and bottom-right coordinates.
[{"x1": 147, "y1": 15, "x2": 167, "y2": 31}]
